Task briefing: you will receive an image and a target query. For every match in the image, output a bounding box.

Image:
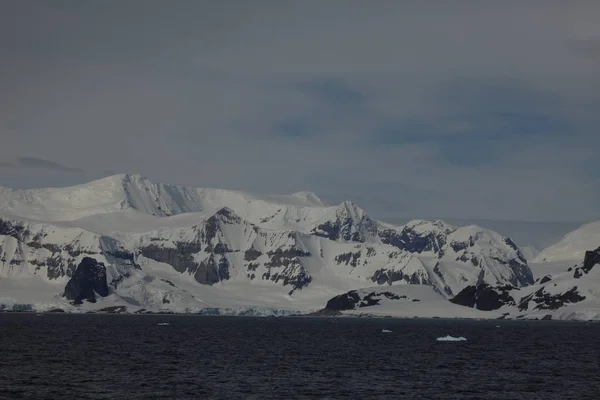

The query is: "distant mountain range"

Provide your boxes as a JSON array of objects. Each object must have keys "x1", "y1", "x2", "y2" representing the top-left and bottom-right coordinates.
[{"x1": 0, "y1": 174, "x2": 598, "y2": 320}]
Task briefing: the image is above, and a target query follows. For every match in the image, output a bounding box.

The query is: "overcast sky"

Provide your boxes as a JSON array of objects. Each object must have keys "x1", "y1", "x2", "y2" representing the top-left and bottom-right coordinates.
[{"x1": 1, "y1": 1, "x2": 599, "y2": 223}]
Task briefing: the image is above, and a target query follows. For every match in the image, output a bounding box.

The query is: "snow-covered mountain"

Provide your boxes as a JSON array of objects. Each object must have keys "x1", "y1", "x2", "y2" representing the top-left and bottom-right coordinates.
[
  {"x1": 0, "y1": 174, "x2": 535, "y2": 316},
  {"x1": 534, "y1": 221, "x2": 600, "y2": 263},
  {"x1": 445, "y1": 246, "x2": 600, "y2": 320}
]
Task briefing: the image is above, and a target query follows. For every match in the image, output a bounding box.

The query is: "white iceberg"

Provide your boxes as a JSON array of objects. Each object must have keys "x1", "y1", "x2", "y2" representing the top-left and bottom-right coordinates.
[
  {"x1": 382, "y1": 329, "x2": 392, "y2": 333},
  {"x1": 436, "y1": 335, "x2": 467, "y2": 342},
  {"x1": 157, "y1": 322, "x2": 170, "y2": 326}
]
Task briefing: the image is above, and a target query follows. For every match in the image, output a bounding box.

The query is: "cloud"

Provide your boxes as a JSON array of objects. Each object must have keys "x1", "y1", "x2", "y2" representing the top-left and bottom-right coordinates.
[
  {"x1": 0, "y1": 162, "x2": 14, "y2": 168},
  {"x1": 569, "y1": 37, "x2": 600, "y2": 61},
  {"x1": 0, "y1": 1, "x2": 599, "y2": 223},
  {"x1": 15, "y1": 157, "x2": 82, "y2": 172}
]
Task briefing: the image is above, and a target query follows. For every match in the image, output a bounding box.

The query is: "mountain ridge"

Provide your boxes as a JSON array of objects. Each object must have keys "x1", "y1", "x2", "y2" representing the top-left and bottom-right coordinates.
[{"x1": 0, "y1": 174, "x2": 539, "y2": 317}]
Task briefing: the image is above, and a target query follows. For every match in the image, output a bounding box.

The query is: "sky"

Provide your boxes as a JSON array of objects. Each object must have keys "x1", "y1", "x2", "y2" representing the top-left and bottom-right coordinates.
[{"x1": 1, "y1": 0, "x2": 600, "y2": 223}]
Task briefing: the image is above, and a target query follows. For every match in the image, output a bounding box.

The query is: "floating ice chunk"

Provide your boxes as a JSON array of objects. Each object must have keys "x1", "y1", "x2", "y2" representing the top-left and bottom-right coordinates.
[
  {"x1": 436, "y1": 335, "x2": 466, "y2": 342},
  {"x1": 382, "y1": 329, "x2": 392, "y2": 333},
  {"x1": 157, "y1": 322, "x2": 170, "y2": 326}
]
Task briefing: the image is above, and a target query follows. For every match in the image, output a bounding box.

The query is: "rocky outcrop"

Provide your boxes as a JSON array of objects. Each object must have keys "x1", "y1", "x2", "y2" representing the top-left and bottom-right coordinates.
[
  {"x1": 138, "y1": 208, "x2": 239, "y2": 285},
  {"x1": 311, "y1": 201, "x2": 377, "y2": 242},
  {"x1": 261, "y1": 248, "x2": 312, "y2": 293},
  {"x1": 63, "y1": 257, "x2": 109, "y2": 305},
  {"x1": 518, "y1": 287, "x2": 586, "y2": 311},
  {"x1": 450, "y1": 284, "x2": 517, "y2": 311},
  {"x1": 379, "y1": 220, "x2": 451, "y2": 254},
  {"x1": 325, "y1": 289, "x2": 413, "y2": 311},
  {"x1": 325, "y1": 291, "x2": 361, "y2": 310},
  {"x1": 370, "y1": 268, "x2": 427, "y2": 285},
  {"x1": 582, "y1": 247, "x2": 600, "y2": 274},
  {"x1": 139, "y1": 243, "x2": 229, "y2": 285}
]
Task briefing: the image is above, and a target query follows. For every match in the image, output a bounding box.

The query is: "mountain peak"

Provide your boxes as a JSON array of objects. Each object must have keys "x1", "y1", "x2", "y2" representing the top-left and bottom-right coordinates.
[
  {"x1": 290, "y1": 191, "x2": 325, "y2": 206},
  {"x1": 213, "y1": 206, "x2": 242, "y2": 222},
  {"x1": 403, "y1": 219, "x2": 454, "y2": 235},
  {"x1": 336, "y1": 200, "x2": 367, "y2": 219}
]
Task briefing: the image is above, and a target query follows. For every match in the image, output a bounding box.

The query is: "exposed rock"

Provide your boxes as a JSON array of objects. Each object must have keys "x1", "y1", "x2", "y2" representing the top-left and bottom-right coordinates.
[
  {"x1": 0, "y1": 218, "x2": 30, "y2": 240},
  {"x1": 370, "y1": 269, "x2": 425, "y2": 285},
  {"x1": 161, "y1": 279, "x2": 176, "y2": 287},
  {"x1": 450, "y1": 284, "x2": 517, "y2": 311},
  {"x1": 63, "y1": 257, "x2": 109, "y2": 305},
  {"x1": 244, "y1": 248, "x2": 261, "y2": 261},
  {"x1": 335, "y1": 251, "x2": 361, "y2": 267},
  {"x1": 262, "y1": 248, "x2": 312, "y2": 292},
  {"x1": 539, "y1": 275, "x2": 552, "y2": 284},
  {"x1": 311, "y1": 201, "x2": 377, "y2": 242},
  {"x1": 325, "y1": 289, "x2": 410, "y2": 311},
  {"x1": 305, "y1": 308, "x2": 343, "y2": 316},
  {"x1": 359, "y1": 291, "x2": 405, "y2": 308},
  {"x1": 518, "y1": 287, "x2": 586, "y2": 311},
  {"x1": 97, "y1": 306, "x2": 128, "y2": 313},
  {"x1": 571, "y1": 248, "x2": 600, "y2": 278},
  {"x1": 582, "y1": 247, "x2": 600, "y2": 273},
  {"x1": 379, "y1": 221, "x2": 450, "y2": 254},
  {"x1": 325, "y1": 291, "x2": 362, "y2": 310}
]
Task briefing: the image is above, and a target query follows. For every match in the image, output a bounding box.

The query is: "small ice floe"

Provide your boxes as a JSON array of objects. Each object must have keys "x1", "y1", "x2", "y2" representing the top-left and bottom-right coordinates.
[
  {"x1": 381, "y1": 329, "x2": 392, "y2": 333},
  {"x1": 157, "y1": 322, "x2": 170, "y2": 326},
  {"x1": 436, "y1": 335, "x2": 467, "y2": 342}
]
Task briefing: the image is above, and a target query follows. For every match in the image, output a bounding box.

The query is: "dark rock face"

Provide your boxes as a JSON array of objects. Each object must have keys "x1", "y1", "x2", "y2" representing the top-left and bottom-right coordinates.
[
  {"x1": 0, "y1": 219, "x2": 83, "y2": 280},
  {"x1": 63, "y1": 257, "x2": 109, "y2": 305},
  {"x1": 140, "y1": 243, "x2": 228, "y2": 285},
  {"x1": 518, "y1": 287, "x2": 586, "y2": 311},
  {"x1": 358, "y1": 291, "x2": 405, "y2": 308},
  {"x1": 539, "y1": 275, "x2": 552, "y2": 284},
  {"x1": 370, "y1": 269, "x2": 427, "y2": 286},
  {"x1": 325, "y1": 289, "x2": 412, "y2": 310},
  {"x1": 97, "y1": 306, "x2": 127, "y2": 313},
  {"x1": 450, "y1": 284, "x2": 517, "y2": 311},
  {"x1": 140, "y1": 243, "x2": 198, "y2": 274},
  {"x1": 139, "y1": 210, "x2": 236, "y2": 286},
  {"x1": 486, "y1": 255, "x2": 534, "y2": 287},
  {"x1": 312, "y1": 217, "x2": 374, "y2": 242},
  {"x1": 582, "y1": 247, "x2": 600, "y2": 273},
  {"x1": 262, "y1": 248, "x2": 312, "y2": 293},
  {"x1": 0, "y1": 218, "x2": 30, "y2": 240},
  {"x1": 312, "y1": 221, "x2": 341, "y2": 241},
  {"x1": 244, "y1": 248, "x2": 261, "y2": 262},
  {"x1": 379, "y1": 226, "x2": 447, "y2": 254},
  {"x1": 565, "y1": 247, "x2": 600, "y2": 279},
  {"x1": 325, "y1": 291, "x2": 361, "y2": 310},
  {"x1": 432, "y1": 263, "x2": 453, "y2": 297},
  {"x1": 140, "y1": 210, "x2": 313, "y2": 292},
  {"x1": 311, "y1": 203, "x2": 377, "y2": 243},
  {"x1": 335, "y1": 251, "x2": 361, "y2": 267}
]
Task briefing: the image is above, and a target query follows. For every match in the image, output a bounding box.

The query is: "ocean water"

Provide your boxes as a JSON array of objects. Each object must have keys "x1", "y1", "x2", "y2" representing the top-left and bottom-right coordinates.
[{"x1": 1, "y1": 314, "x2": 599, "y2": 399}]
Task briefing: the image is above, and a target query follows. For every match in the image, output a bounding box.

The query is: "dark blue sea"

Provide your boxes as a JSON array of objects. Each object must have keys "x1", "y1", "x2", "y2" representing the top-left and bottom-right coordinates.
[{"x1": 1, "y1": 314, "x2": 599, "y2": 399}]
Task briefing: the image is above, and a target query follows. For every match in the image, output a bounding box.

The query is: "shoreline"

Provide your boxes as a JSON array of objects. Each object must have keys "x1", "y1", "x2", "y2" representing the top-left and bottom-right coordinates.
[{"x1": 1, "y1": 310, "x2": 597, "y2": 322}]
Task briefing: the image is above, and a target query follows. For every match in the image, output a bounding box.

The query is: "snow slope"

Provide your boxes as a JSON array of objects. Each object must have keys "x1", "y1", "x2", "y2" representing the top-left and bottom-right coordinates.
[
  {"x1": 441, "y1": 247, "x2": 600, "y2": 321},
  {"x1": 0, "y1": 174, "x2": 537, "y2": 317},
  {"x1": 534, "y1": 221, "x2": 600, "y2": 263}
]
